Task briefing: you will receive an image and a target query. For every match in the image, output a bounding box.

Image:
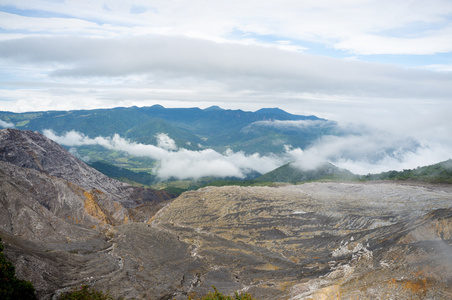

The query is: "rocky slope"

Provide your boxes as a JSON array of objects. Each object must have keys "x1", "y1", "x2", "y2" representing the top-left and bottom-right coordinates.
[
  {"x1": 152, "y1": 183, "x2": 452, "y2": 299},
  {"x1": 0, "y1": 128, "x2": 171, "y2": 210},
  {"x1": 0, "y1": 129, "x2": 173, "y2": 297},
  {"x1": 1, "y1": 129, "x2": 452, "y2": 299}
]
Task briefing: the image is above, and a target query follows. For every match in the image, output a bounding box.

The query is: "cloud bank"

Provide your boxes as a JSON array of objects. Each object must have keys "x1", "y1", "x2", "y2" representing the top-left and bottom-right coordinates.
[
  {"x1": 290, "y1": 133, "x2": 450, "y2": 175},
  {"x1": 43, "y1": 130, "x2": 284, "y2": 180},
  {"x1": 43, "y1": 125, "x2": 452, "y2": 180},
  {"x1": 1, "y1": 36, "x2": 451, "y2": 102},
  {"x1": 1, "y1": 1, "x2": 451, "y2": 163},
  {"x1": 249, "y1": 119, "x2": 452, "y2": 174},
  {"x1": 0, "y1": 119, "x2": 15, "y2": 128}
]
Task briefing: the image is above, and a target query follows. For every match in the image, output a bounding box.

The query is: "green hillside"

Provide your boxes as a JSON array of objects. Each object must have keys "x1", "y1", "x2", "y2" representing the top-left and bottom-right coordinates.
[
  {"x1": 0, "y1": 105, "x2": 340, "y2": 181},
  {"x1": 362, "y1": 159, "x2": 452, "y2": 183},
  {"x1": 255, "y1": 162, "x2": 358, "y2": 183},
  {"x1": 3, "y1": 105, "x2": 450, "y2": 187},
  {"x1": 0, "y1": 105, "x2": 327, "y2": 154},
  {"x1": 89, "y1": 161, "x2": 157, "y2": 186}
]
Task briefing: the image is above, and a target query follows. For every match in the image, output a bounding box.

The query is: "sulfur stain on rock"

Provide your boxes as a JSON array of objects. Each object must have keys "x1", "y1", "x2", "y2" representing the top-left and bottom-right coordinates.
[{"x1": 83, "y1": 190, "x2": 111, "y2": 225}]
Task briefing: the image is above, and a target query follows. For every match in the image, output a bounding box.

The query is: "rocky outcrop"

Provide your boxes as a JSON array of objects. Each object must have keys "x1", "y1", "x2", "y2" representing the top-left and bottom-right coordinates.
[
  {"x1": 0, "y1": 128, "x2": 125, "y2": 192},
  {"x1": 0, "y1": 129, "x2": 173, "y2": 298},
  {"x1": 0, "y1": 129, "x2": 172, "y2": 227}
]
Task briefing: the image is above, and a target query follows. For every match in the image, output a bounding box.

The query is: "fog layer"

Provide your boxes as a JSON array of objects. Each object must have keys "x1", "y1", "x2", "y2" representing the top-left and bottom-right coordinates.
[{"x1": 43, "y1": 126, "x2": 451, "y2": 179}]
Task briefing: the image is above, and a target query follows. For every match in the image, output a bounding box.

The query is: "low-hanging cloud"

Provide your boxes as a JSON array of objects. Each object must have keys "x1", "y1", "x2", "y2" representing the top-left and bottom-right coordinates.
[
  {"x1": 43, "y1": 124, "x2": 452, "y2": 180},
  {"x1": 156, "y1": 132, "x2": 177, "y2": 150},
  {"x1": 43, "y1": 130, "x2": 284, "y2": 180},
  {"x1": 0, "y1": 119, "x2": 15, "y2": 128},
  {"x1": 288, "y1": 130, "x2": 451, "y2": 174},
  {"x1": 244, "y1": 120, "x2": 452, "y2": 174},
  {"x1": 243, "y1": 119, "x2": 348, "y2": 135}
]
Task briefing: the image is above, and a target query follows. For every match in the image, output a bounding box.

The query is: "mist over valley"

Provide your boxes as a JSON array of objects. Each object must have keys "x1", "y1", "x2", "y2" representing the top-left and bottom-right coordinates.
[{"x1": 1, "y1": 105, "x2": 448, "y2": 185}]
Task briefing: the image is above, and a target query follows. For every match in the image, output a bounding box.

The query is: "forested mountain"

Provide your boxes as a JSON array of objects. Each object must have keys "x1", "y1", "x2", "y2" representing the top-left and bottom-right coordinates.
[
  {"x1": 254, "y1": 160, "x2": 452, "y2": 185},
  {"x1": 0, "y1": 105, "x2": 332, "y2": 154},
  {"x1": 1, "y1": 106, "x2": 451, "y2": 188},
  {"x1": 362, "y1": 159, "x2": 452, "y2": 183},
  {"x1": 255, "y1": 162, "x2": 357, "y2": 183}
]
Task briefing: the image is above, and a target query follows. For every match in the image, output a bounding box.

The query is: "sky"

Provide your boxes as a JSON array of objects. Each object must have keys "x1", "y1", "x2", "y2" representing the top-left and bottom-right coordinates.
[{"x1": 1, "y1": 0, "x2": 452, "y2": 175}]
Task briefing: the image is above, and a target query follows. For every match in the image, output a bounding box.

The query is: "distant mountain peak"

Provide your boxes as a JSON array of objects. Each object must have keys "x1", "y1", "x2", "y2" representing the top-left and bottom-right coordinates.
[
  {"x1": 203, "y1": 105, "x2": 223, "y2": 111},
  {"x1": 150, "y1": 104, "x2": 165, "y2": 109},
  {"x1": 254, "y1": 107, "x2": 289, "y2": 114}
]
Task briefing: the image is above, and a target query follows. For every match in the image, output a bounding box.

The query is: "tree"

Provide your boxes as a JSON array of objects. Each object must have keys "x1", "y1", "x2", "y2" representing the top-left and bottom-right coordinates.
[
  {"x1": 0, "y1": 237, "x2": 37, "y2": 300},
  {"x1": 189, "y1": 286, "x2": 257, "y2": 300},
  {"x1": 58, "y1": 285, "x2": 114, "y2": 300}
]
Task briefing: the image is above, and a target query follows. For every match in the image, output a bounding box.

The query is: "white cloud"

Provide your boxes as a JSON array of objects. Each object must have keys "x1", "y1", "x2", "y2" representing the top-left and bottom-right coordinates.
[
  {"x1": 422, "y1": 64, "x2": 452, "y2": 73},
  {"x1": 1, "y1": 35, "x2": 451, "y2": 101},
  {"x1": 43, "y1": 124, "x2": 452, "y2": 179},
  {"x1": 335, "y1": 30, "x2": 452, "y2": 55},
  {"x1": 1, "y1": 1, "x2": 451, "y2": 173},
  {"x1": 43, "y1": 130, "x2": 284, "y2": 180},
  {"x1": 0, "y1": 12, "x2": 113, "y2": 36},
  {"x1": 243, "y1": 120, "x2": 452, "y2": 174},
  {"x1": 0, "y1": 119, "x2": 15, "y2": 128},
  {"x1": 288, "y1": 131, "x2": 452, "y2": 174},
  {"x1": 156, "y1": 133, "x2": 177, "y2": 150},
  {"x1": 2, "y1": 0, "x2": 451, "y2": 54}
]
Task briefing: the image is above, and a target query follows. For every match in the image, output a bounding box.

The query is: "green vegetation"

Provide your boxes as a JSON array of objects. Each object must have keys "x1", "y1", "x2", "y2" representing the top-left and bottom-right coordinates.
[
  {"x1": 255, "y1": 162, "x2": 358, "y2": 183},
  {"x1": 56, "y1": 285, "x2": 256, "y2": 300},
  {"x1": 0, "y1": 105, "x2": 325, "y2": 155},
  {"x1": 74, "y1": 146, "x2": 157, "y2": 173},
  {"x1": 199, "y1": 159, "x2": 452, "y2": 187},
  {"x1": 89, "y1": 161, "x2": 157, "y2": 186},
  {"x1": 0, "y1": 237, "x2": 37, "y2": 300},
  {"x1": 189, "y1": 286, "x2": 256, "y2": 300},
  {"x1": 58, "y1": 285, "x2": 113, "y2": 300},
  {"x1": 89, "y1": 158, "x2": 452, "y2": 194},
  {"x1": 362, "y1": 159, "x2": 452, "y2": 183}
]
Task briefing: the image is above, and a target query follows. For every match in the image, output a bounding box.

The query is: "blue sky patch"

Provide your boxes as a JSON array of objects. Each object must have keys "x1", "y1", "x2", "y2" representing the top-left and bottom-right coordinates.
[{"x1": 0, "y1": 5, "x2": 71, "y2": 19}]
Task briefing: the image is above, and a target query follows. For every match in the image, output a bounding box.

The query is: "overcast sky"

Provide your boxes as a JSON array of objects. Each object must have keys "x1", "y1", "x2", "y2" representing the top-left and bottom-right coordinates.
[{"x1": 1, "y1": 1, "x2": 452, "y2": 173}]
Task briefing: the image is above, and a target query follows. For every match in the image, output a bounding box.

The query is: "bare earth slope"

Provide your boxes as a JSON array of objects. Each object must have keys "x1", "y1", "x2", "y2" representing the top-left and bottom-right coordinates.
[
  {"x1": 1, "y1": 129, "x2": 452, "y2": 299},
  {"x1": 0, "y1": 129, "x2": 173, "y2": 298},
  {"x1": 152, "y1": 183, "x2": 452, "y2": 299}
]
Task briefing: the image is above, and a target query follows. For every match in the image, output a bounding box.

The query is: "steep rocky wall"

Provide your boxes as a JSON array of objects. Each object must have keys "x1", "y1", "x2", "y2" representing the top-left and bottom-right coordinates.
[
  {"x1": 0, "y1": 128, "x2": 173, "y2": 209},
  {"x1": 0, "y1": 161, "x2": 105, "y2": 243}
]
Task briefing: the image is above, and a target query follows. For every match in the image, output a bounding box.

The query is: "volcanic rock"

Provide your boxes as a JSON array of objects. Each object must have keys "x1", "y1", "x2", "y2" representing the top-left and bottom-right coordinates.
[
  {"x1": 1, "y1": 128, "x2": 452, "y2": 299},
  {"x1": 151, "y1": 183, "x2": 452, "y2": 299}
]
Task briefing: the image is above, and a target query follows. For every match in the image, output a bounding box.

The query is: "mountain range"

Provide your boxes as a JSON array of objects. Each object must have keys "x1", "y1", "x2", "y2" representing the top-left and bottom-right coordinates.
[
  {"x1": 1, "y1": 128, "x2": 452, "y2": 299},
  {"x1": 0, "y1": 105, "x2": 328, "y2": 154},
  {"x1": 1, "y1": 106, "x2": 451, "y2": 190},
  {"x1": 0, "y1": 105, "x2": 359, "y2": 186}
]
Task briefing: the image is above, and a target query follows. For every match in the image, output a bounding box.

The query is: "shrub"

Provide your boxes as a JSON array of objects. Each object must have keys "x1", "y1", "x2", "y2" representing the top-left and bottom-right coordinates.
[
  {"x1": 58, "y1": 285, "x2": 114, "y2": 300},
  {"x1": 189, "y1": 286, "x2": 257, "y2": 300},
  {"x1": 0, "y1": 237, "x2": 37, "y2": 300},
  {"x1": 58, "y1": 285, "x2": 116, "y2": 300}
]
